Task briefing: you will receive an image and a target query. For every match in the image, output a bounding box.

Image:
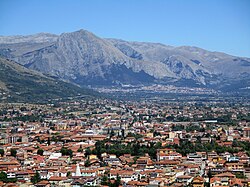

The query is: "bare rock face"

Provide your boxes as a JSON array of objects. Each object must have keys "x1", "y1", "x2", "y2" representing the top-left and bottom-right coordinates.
[{"x1": 0, "y1": 29, "x2": 249, "y2": 90}]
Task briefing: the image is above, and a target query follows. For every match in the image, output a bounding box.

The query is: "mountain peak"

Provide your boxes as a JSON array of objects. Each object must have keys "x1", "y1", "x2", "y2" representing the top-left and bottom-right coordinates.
[
  {"x1": 0, "y1": 29, "x2": 249, "y2": 92},
  {"x1": 60, "y1": 29, "x2": 96, "y2": 39}
]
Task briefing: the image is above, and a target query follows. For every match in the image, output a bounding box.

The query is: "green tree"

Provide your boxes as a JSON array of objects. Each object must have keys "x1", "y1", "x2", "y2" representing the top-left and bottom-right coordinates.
[
  {"x1": 116, "y1": 174, "x2": 121, "y2": 186},
  {"x1": 0, "y1": 149, "x2": 4, "y2": 157},
  {"x1": 0, "y1": 171, "x2": 7, "y2": 182},
  {"x1": 10, "y1": 148, "x2": 17, "y2": 157},
  {"x1": 37, "y1": 148, "x2": 44, "y2": 156},
  {"x1": 110, "y1": 129, "x2": 115, "y2": 138},
  {"x1": 77, "y1": 147, "x2": 83, "y2": 152},
  {"x1": 77, "y1": 145, "x2": 83, "y2": 152},
  {"x1": 85, "y1": 147, "x2": 92, "y2": 157},
  {"x1": 67, "y1": 171, "x2": 71, "y2": 177},
  {"x1": 60, "y1": 147, "x2": 73, "y2": 158},
  {"x1": 101, "y1": 175, "x2": 108, "y2": 185},
  {"x1": 47, "y1": 137, "x2": 51, "y2": 145},
  {"x1": 112, "y1": 174, "x2": 121, "y2": 187},
  {"x1": 31, "y1": 171, "x2": 41, "y2": 184},
  {"x1": 207, "y1": 169, "x2": 212, "y2": 179},
  {"x1": 85, "y1": 159, "x2": 90, "y2": 167},
  {"x1": 67, "y1": 149, "x2": 73, "y2": 158}
]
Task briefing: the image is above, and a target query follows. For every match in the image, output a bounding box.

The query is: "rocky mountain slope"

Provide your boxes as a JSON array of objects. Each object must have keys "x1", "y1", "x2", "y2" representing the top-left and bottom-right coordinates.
[
  {"x1": 0, "y1": 57, "x2": 96, "y2": 102},
  {"x1": 0, "y1": 29, "x2": 249, "y2": 91}
]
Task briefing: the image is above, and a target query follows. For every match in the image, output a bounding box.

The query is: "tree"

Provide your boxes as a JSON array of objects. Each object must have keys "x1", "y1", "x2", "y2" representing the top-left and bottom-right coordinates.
[
  {"x1": 67, "y1": 149, "x2": 73, "y2": 158},
  {"x1": 85, "y1": 159, "x2": 90, "y2": 167},
  {"x1": 207, "y1": 168, "x2": 212, "y2": 179},
  {"x1": 121, "y1": 129, "x2": 125, "y2": 138},
  {"x1": 0, "y1": 149, "x2": 4, "y2": 157},
  {"x1": 10, "y1": 148, "x2": 17, "y2": 157},
  {"x1": 85, "y1": 147, "x2": 92, "y2": 157},
  {"x1": 31, "y1": 171, "x2": 41, "y2": 184},
  {"x1": 67, "y1": 171, "x2": 71, "y2": 177},
  {"x1": 0, "y1": 171, "x2": 7, "y2": 182},
  {"x1": 0, "y1": 171, "x2": 17, "y2": 183},
  {"x1": 153, "y1": 131, "x2": 161, "y2": 137},
  {"x1": 47, "y1": 137, "x2": 51, "y2": 145},
  {"x1": 37, "y1": 148, "x2": 44, "y2": 156},
  {"x1": 77, "y1": 147, "x2": 83, "y2": 152},
  {"x1": 101, "y1": 175, "x2": 108, "y2": 185},
  {"x1": 77, "y1": 145, "x2": 83, "y2": 152},
  {"x1": 60, "y1": 147, "x2": 73, "y2": 157},
  {"x1": 110, "y1": 129, "x2": 115, "y2": 138},
  {"x1": 115, "y1": 174, "x2": 121, "y2": 187}
]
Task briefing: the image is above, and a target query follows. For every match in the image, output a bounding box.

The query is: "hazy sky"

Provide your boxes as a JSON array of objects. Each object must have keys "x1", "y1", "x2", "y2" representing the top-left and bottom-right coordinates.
[{"x1": 0, "y1": 0, "x2": 250, "y2": 57}]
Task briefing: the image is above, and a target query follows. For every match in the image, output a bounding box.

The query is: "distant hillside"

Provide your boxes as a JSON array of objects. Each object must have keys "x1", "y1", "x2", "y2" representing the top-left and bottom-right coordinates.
[{"x1": 0, "y1": 57, "x2": 97, "y2": 102}]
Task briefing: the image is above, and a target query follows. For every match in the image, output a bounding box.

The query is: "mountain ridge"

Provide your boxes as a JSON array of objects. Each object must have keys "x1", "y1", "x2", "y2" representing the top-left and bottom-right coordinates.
[{"x1": 0, "y1": 29, "x2": 249, "y2": 92}]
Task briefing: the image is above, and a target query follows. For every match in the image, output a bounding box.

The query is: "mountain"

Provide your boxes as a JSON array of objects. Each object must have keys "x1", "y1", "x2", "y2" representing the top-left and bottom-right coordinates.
[
  {"x1": 0, "y1": 29, "x2": 249, "y2": 91},
  {"x1": 0, "y1": 57, "x2": 97, "y2": 102},
  {"x1": 107, "y1": 39, "x2": 250, "y2": 87}
]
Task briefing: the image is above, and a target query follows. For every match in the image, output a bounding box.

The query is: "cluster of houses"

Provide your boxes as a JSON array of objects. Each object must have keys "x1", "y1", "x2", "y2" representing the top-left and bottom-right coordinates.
[{"x1": 0, "y1": 100, "x2": 249, "y2": 187}]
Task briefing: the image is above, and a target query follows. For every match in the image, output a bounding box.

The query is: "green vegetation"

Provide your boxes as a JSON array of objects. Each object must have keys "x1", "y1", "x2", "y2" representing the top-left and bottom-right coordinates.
[
  {"x1": 85, "y1": 147, "x2": 92, "y2": 157},
  {"x1": 84, "y1": 159, "x2": 91, "y2": 167},
  {"x1": 77, "y1": 145, "x2": 83, "y2": 152},
  {"x1": 0, "y1": 57, "x2": 97, "y2": 103},
  {"x1": 0, "y1": 171, "x2": 17, "y2": 183},
  {"x1": 127, "y1": 132, "x2": 143, "y2": 140},
  {"x1": 90, "y1": 139, "x2": 161, "y2": 159},
  {"x1": 232, "y1": 140, "x2": 250, "y2": 156},
  {"x1": 0, "y1": 149, "x2": 4, "y2": 157},
  {"x1": 172, "y1": 124, "x2": 206, "y2": 132},
  {"x1": 37, "y1": 148, "x2": 44, "y2": 156},
  {"x1": 31, "y1": 171, "x2": 41, "y2": 184},
  {"x1": 60, "y1": 147, "x2": 73, "y2": 157},
  {"x1": 186, "y1": 125, "x2": 205, "y2": 132},
  {"x1": 101, "y1": 175, "x2": 109, "y2": 185},
  {"x1": 168, "y1": 140, "x2": 239, "y2": 156},
  {"x1": 101, "y1": 174, "x2": 121, "y2": 187},
  {"x1": 235, "y1": 172, "x2": 247, "y2": 179},
  {"x1": 10, "y1": 148, "x2": 17, "y2": 157},
  {"x1": 9, "y1": 114, "x2": 41, "y2": 122},
  {"x1": 67, "y1": 171, "x2": 71, "y2": 177}
]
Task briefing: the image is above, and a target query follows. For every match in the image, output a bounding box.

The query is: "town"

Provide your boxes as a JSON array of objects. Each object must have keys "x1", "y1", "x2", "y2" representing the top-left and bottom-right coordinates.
[{"x1": 0, "y1": 98, "x2": 249, "y2": 187}]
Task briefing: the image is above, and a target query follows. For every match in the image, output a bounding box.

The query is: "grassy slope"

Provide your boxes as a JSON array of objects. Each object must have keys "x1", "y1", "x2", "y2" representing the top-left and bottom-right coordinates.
[{"x1": 0, "y1": 57, "x2": 97, "y2": 102}]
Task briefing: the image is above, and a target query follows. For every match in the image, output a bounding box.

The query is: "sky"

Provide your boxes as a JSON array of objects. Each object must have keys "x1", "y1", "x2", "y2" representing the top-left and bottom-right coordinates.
[{"x1": 0, "y1": 0, "x2": 250, "y2": 57}]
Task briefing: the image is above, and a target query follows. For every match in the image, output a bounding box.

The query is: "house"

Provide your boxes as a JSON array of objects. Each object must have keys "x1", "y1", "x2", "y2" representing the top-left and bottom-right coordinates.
[
  {"x1": 48, "y1": 176, "x2": 67, "y2": 186},
  {"x1": 159, "y1": 152, "x2": 182, "y2": 160},
  {"x1": 16, "y1": 170, "x2": 35, "y2": 181},
  {"x1": 71, "y1": 179, "x2": 86, "y2": 187},
  {"x1": 187, "y1": 152, "x2": 207, "y2": 161},
  {"x1": 155, "y1": 160, "x2": 180, "y2": 169},
  {"x1": 127, "y1": 180, "x2": 148, "y2": 187},
  {"x1": 210, "y1": 177, "x2": 222, "y2": 187},
  {"x1": 81, "y1": 169, "x2": 97, "y2": 177},
  {"x1": 103, "y1": 157, "x2": 121, "y2": 166},
  {"x1": 214, "y1": 172, "x2": 236, "y2": 186},
  {"x1": 186, "y1": 164, "x2": 200, "y2": 176},
  {"x1": 7, "y1": 171, "x2": 16, "y2": 179},
  {"x1": 191, "y1": 176, "x2": 205, "y2": 187},
  {"x1": 156, "y1": 148, "x2": 175, "y2": 161},
  {"x1": 225, "y1": 163, "x2": 244, "y2": 171},
  {"x1": 110, "y1": 169, "x2": 138, "y2": 183},
  {"x1": 229, "y1": 178, "x2": 243, "y2": 187},
  {"x1": 36, "y1": 180, "x2": 50, "y2": 187},
  {"x1": 176, "y1": 175, "x2": 192, "y2": 185}
]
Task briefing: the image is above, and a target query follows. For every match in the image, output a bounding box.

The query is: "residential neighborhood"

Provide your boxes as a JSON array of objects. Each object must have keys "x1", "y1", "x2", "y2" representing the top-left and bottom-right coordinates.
[{"x1": 0, "y1": 99, "x2": 249, "y2": 187}]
